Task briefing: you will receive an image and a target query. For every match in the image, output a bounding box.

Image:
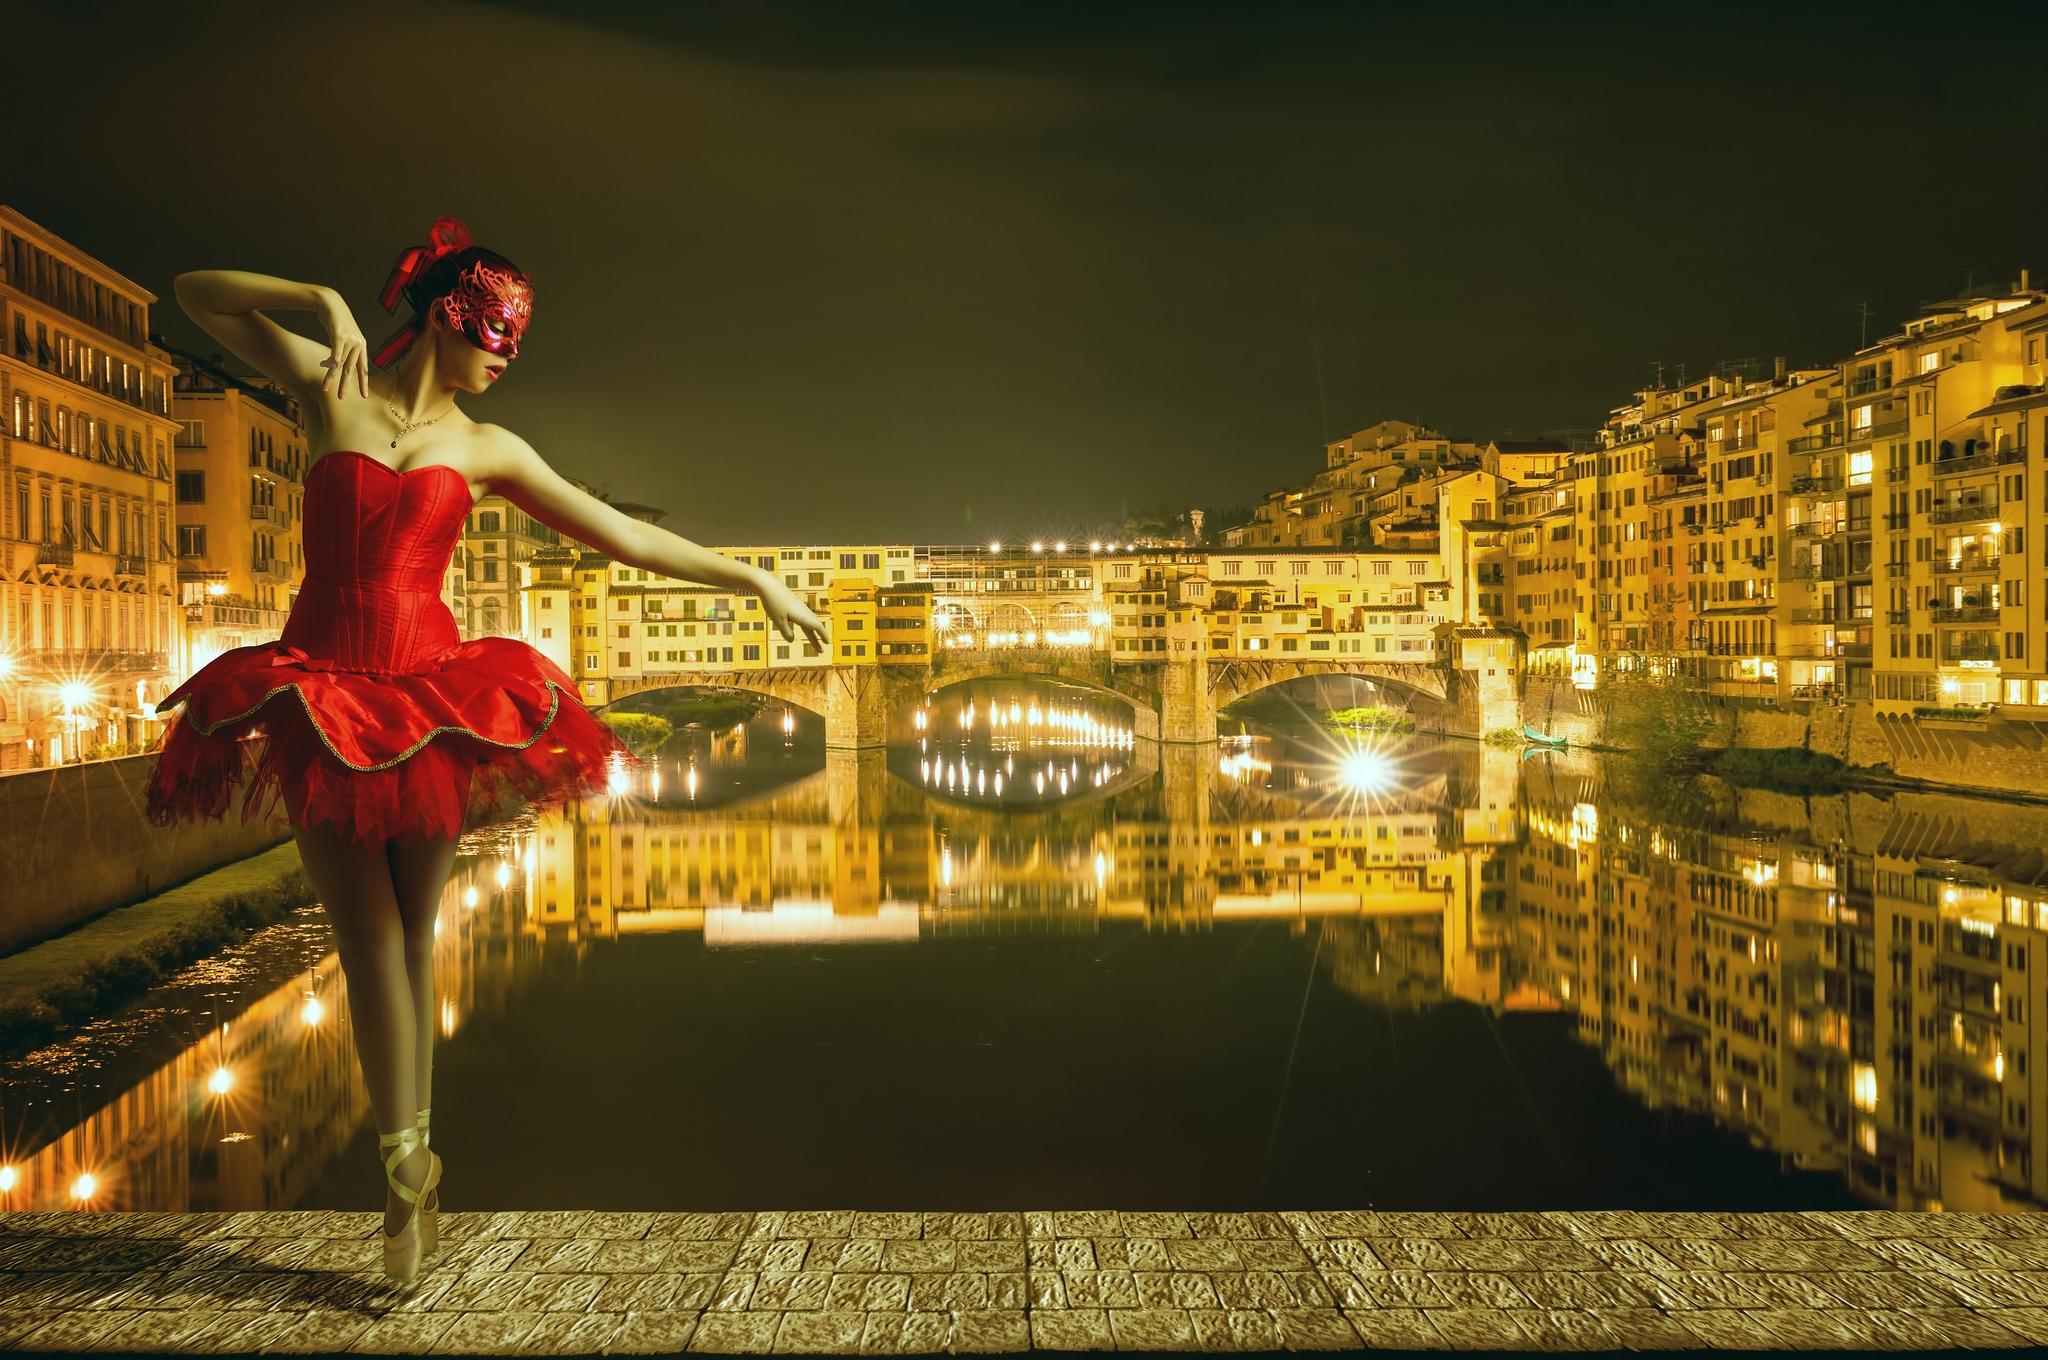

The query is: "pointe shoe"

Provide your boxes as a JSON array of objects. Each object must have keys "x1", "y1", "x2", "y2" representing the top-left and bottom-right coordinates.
[
  {"x1": 376, "y1": 1124, "x2": 441, "y2": 1287},
  {"x1": 415, "y1": 1106, "x2": 442, "y2": 1257}
]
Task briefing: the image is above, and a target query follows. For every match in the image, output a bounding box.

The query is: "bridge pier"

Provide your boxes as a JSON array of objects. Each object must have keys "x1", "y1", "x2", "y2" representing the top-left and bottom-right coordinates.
[
  {"x1": 824, "y1": 668, "x2": 891, "y2": 749},
  {"x1": 1159, "y1": 653, "x2": 1217, "y2": 745}
]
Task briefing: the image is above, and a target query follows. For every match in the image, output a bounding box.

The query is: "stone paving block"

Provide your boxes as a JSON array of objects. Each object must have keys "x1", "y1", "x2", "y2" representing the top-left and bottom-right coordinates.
[
  {"x1": 1270, "y1": 1306, "x2": 1358, "y2": 1350},
  {"x1": 1104, "y1": 1306, "x2": 1195, "y2": 1350},
  {"x1": 1676, "y1": 1306, "x2": 1795, "y2": 1350},
  {"x1": 855, "y1": 1310, "x2": 951, "y2": 1355},
  {"x1": 850, "y1": 1212, "x2": 920, "y2": 1240},
  {"x1": 1234, "y1": 1236, "x2": 1312, "y2": 1270},
  {"x1": 753, "y1": 1268, "x2": 833, "y2": 1310},
  {"x1": 948, "y1": 1309, "x2": 1030, "y2": 1352},
  {"x1": 783, "y1": 1211, "x2": 856, "y2": 1240},
  {"x1": 259, "y1": 1308, "x2": 379, "y2": 1354},
  {"x1": 1114, "y1": 1238, "x2": 1174, "y2": 1272},
  {"x1": 1424, "y1": 1306, "x2": 1526, "y2": 1349},
  {"x1": 711, "y1": 1270, "x2": 762, "y2": 1311},
  {"x1": 771, "y1": 1309, "x2": 866, "y2": 1352},
  {"x1": 1303, "y1": 1211, "x2": 1382, "y2": 1238},
  {"x1": 1163, "y1": 1238, "x2": 1242, "y2": 1271},
  {"x1": 1049, "y1": 1211, "x2": 1121, "y2": 1239},
  {"x1": 1366, "y1": 1236, "x2": 1460, "y2": 1270},
  {"x1": 1506, "y1": 1268, "x2": 1649, "y2": 1310},
  {"x1": 593, "y1": 1272, "x2": 685, "y2": 1313},
  {"x1": 1427, "y1": 1270, "x2": 1537, "y2": 1310},
  {"x1": 692, "y1": 1309, "x2": 782, "y2": 1353},
  {"x1": 1119, "y1": 1212, "x2": 1191, "y2": 1239},
  {"x1": 587, "y1": 1239, "x2": 671, "y2": 1274},
  {"x1": 1501, "y1": 1307, "x2": 1626, "y2": 1352},
  {"x1": 1340, "y1": 1306, "x2": 1448, "y2": 1350},
  {"x1": 648, "y1": 1212, "x2": 755, "y2": 1240},
  {"x1": 1592, "y1": 1307, "x2": 1706, "y2": 1350},
  {"x1": 510, "y1": 1270, "x2": 609, "y2": 1312},
  {"x1": 882, "y1": 1238, "x2": 955, "y2": 1273},
  {"x1": 954, "y1": 1238, "x2": 1025, "y2": 1272},
  {"x1": 187, "y1": 1309, "x2": 304, "y2": 1354},
  {"x1": 344, "y1": 1311, "x2": 461, "y2": 1354},
  {"x1": 1901, "y1": 1305, "x2": 2035, "y2": 1347},
  {"x1": 667, "y1": 1237, "x2": 743, "y2": 1272},
  {"x1": 600, "y1": 1308, "x2": 700, "y2": 1355},
  {"x1": 423, "y1": 1309, "x2": 546, "y2": 1355},
  {"x1": 1029, "y1": 1308, "x2": 1112, "y2": 1350},
  {"x1": 512, "y1": 1311, "x2": 627, "y2": 1355}
]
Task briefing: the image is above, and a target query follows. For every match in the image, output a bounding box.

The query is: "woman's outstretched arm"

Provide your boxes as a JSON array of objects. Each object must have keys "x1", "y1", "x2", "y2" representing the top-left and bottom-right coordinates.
[
  {"x1": 475, "y1": 425, "x2": 829, "y2": 650},
  {"x1": 171, "y1": 269, "x2": 369, "y2": 401}
]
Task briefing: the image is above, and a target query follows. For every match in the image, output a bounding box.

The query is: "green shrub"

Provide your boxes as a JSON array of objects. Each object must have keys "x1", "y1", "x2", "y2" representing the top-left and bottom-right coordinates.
[
  {"x1": 600, "y1": 711, "x2": 675, "y2": 754},
  {"x1": 1483, "y1": 727, "x2": 1522, "y2": 749},
  {"x1": 1326, "y1": 705, "x2": 1416, "y2": 733},
  {"x1": 1710, "y1": 746, "x2": 1850, "y2": 792}
]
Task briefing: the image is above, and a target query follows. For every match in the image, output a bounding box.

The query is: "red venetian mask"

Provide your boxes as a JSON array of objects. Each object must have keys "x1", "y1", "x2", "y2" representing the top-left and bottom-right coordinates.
[{"x1": 435, "y1": 261, "x2": 533, "y2": 358}]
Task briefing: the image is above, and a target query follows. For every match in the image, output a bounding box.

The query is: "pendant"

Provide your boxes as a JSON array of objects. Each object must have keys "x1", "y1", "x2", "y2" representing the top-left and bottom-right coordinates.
[{"x1": 391, "y1": 439, "x2": 400, "y2": 448}]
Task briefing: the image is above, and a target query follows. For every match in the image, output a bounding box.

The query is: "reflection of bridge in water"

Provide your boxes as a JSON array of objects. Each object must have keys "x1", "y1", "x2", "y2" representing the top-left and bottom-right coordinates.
[{"x1": 594, "y1": 644, "x2": 1486, "y2": 748}]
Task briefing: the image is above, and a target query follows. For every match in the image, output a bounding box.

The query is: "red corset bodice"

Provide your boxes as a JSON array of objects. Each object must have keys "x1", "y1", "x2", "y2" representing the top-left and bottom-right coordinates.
[{"x1": 279, "y1": 450, "x2": 475, "y2": 670}]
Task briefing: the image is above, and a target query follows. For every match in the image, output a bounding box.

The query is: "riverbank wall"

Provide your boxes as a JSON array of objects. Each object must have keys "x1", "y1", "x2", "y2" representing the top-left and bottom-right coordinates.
[
  {"x1": 0, "y1": 754, "x2": 286, "y2": 955},
  {"x1": 1519, "y1": 673, "x2": 2048, "y2": 797}
]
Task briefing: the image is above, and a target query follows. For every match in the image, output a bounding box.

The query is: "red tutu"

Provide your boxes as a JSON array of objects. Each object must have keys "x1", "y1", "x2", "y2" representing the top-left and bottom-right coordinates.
[
  {"x1": 146, "y1": 637, "x2": 623, "y2": 845},
  {"x1": 145, "y1": 450, "x2": 629, "y2": 845}
]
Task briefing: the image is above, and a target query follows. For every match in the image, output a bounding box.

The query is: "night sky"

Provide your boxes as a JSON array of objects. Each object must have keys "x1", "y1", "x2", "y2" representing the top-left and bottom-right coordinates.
[{"x1": 13, "y1": 1, "x2": 2048, "y2": 542}]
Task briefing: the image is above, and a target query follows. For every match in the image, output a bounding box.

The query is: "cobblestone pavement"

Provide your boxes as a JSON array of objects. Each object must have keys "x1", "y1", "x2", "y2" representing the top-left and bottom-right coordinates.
[{"x1": 5, "y1": 1209, "x2": 2048, "y2": 1353}]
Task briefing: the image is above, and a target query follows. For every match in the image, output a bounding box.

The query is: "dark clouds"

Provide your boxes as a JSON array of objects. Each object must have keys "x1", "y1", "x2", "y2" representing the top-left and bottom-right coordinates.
[{"x1": 12, "y1": 1, "x2": 2048, "y2": 540}]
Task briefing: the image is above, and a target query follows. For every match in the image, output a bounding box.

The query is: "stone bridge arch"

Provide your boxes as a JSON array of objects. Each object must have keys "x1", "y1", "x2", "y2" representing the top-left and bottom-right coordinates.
[
  {"x1": 923, "y1": 648, "x2": 1163, "y2": 741},
  {"x1": 1208, "y1": 657, "x2": 1449, "y2": 713}
]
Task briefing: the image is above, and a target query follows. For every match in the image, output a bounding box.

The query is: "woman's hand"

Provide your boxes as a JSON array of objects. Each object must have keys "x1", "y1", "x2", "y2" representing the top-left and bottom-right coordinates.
[
  {"x1": 312, "y1": 287, "x2": 370, "y2": 398},
  {"x1": 756, "y1": 575, "x2": 829, "y2": 652}
]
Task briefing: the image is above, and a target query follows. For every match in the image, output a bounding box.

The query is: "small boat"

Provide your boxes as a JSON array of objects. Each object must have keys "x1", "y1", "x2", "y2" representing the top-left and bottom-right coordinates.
[{"x1": 1522, "y1": 724, "x2": 1569, "y2": 749}]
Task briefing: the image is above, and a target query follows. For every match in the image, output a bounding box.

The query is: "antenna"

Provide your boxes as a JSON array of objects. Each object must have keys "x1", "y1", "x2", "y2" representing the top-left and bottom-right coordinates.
[{"x1": 1856, "y1": 300, "x2": 1872, "y2": 348}]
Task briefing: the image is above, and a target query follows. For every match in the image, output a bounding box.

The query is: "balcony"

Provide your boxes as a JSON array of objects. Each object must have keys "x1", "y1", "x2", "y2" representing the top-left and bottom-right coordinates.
[
  {"x1": 1789, "y1": 609, "x2": 1840, "y2": 624},
  {"x1": 1848, "y1": 375, "x2": 1894, "y2": 397},
  {"x1": 249, "y1": 502, "x2": 288, "y2": 528},
  {"x1": 1785, "y1": 474, "x2": 1842, "y2": 495},
  {"x1": 1846, "y1": 418, "x2": 1907, "y2": 444},
  {"x1": 1786, "y1": 433, "x2": 1841, "y2": 456},
  {"x1": 1932, "y1": 555, "x2": 1999, "y2": 576},
  {"x1": 36, "y1": 542, "x2": 74, "y2": 568},
  {"x1": 115, "y1": 552, "x2": 146, "y2": 576},
  {"x1": 1933, "y1": 604, "x2": 2000, "y2": 624},
  {"x1": 1786, "y1": 522, "x2": 1840, "y2": 542},
  {"x1": 1931, "y1": 501, "x2": 1999, "y2": 525},
  {"x1": 250, "y1": 555, "x2": 290, "y2": 579}
]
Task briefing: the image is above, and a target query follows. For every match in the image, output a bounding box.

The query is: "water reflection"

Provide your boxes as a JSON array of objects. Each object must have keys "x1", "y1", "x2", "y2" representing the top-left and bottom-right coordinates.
[{"x1": 4, "y1": 681, "x2": 2048, "y2": 1213}]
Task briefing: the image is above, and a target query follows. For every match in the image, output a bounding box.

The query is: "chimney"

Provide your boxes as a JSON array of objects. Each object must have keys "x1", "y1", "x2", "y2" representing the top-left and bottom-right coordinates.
[
  {"x1": 2023, "y1": 268, "x2": 2033, "y2": 293},
  {"x1": 1774, "y1": 355, "x2": 1786, "y2": 381}
]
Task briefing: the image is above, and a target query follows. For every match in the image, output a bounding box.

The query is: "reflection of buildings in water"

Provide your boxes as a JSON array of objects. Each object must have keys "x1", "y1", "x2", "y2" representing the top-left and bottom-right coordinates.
[
  {"x1": 1, "y1": 853, "x2": 535, "y2": 1212},
  {"x1": 1, "y1": 954, "x2": 364, "y2": 1213},
  {"x1": 1507, "y1": 763, "x2": 2048, "y2": 1212}
]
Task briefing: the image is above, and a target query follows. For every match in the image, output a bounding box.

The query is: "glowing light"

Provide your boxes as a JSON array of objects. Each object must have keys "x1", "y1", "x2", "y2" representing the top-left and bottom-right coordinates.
[
  {"x1": 1089, "y1": 541, "x2": 1102, "y2": 552},
  {"x1": 686, "y1": 765, "x2": 699, "y2": 800},
  {"x1": 1339, "y1": 750, "x2": 1394, "y2": 795},
  {"x1": 300, "y1": 994, "x2": 324, "y2": 1027},
  {"x1": 1030, "y1": 541, "x2": 1044, "y2": 553},
  {"x1": 1852, "y1": 1062, "x2": 1878, "y2": 1113},
  {"x1": 70, "y1": 1172, "x2": 97, "y2": 1201},
  {"x1": 1094, "y1": 851, "x2": 1108, "y2": 884},
  {"x1": 650, "y1": 768, "x2": 662, "y2": 798},
  {"x1": 606, "y1": 753, "x2": 630, "y2": 795},
  {"x1": 940, "y1": 846, "x2": 954, "y2": 886},
  {"x1": 913, "y1": 709, "x2": 927, "y2": 731},
  {"x1": 463, "y1": 885, "x2": 479, "y2": 908},
  {"x1": 57, "y1": 681, "x2": 94, "y2": 709},
  {"x1": 0, "y1": 654, "x2": 12, "y2": 680},
  {"x1": 207, "y1": 1066, "x2": 233, "y2": 1095},
  {"x1": 495, "y1": 861, "x2": 512, "y2": 889},
  {"x1": 988, "y1": 541, "x2": 1001, "y2": 553},
  {"x1": 0, "y1": 1165, "x2": 15, "y2": 1192},
  {"x1": 781, "y1": 710, "x2": 795, "y2": 735},
  {"x1": 1054, "y1": 541, "x2": 1067, "y2": 553},
  {"x1": 205, "y1": 580, "x2": 228, "y2": 597}
]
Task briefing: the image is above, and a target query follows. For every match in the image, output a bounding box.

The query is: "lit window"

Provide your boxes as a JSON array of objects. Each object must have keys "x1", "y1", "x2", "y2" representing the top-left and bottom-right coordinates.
[{"x1": 1848, "y1": 451, "x2": 1873, "y2": 486}]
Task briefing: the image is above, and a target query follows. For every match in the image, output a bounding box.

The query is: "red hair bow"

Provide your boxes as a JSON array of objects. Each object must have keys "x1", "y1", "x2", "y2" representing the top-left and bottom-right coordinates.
[{"x1": 370, "y1": 216, "x2": 474, "y2": 369}]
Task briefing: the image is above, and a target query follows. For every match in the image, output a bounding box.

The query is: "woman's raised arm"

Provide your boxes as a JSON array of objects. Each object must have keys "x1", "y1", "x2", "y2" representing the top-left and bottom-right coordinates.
[
  {"x1": 172, "y1": 269, "x2": 370, "y2": 402},
  {"x1": 476, "y1": 426, "x2": 829, "y2": 650}
]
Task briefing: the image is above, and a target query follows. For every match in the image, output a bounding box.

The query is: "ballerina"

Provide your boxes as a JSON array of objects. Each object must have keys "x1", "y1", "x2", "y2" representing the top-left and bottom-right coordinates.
[{"x1": 146, "y1": 216, "x2": 827, "y2": 1286}]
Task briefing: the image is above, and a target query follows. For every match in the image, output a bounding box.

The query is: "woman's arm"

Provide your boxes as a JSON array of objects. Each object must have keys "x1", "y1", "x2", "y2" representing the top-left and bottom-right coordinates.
[
  {"x1": 172, "y1": 269, "x2": 369, "y2": 402},
  {"x1": 476, "y1": 426, "x2": 829, "y2": 650}
]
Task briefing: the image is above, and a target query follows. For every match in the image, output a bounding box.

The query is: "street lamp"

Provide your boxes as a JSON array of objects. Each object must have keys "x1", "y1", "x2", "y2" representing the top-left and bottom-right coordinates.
[{"x1": 57, "y1": 681, "x2": 95, "y2": 763}]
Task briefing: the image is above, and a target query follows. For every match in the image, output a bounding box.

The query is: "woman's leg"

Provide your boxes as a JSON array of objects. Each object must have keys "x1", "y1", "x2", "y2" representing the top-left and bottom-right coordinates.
[
  {"x1": 293, "y1": 819, "x2": 431, "y2": 1233},
  {"x1": 387, "y1": 837, "x2": 460, "y2": 1130}
]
